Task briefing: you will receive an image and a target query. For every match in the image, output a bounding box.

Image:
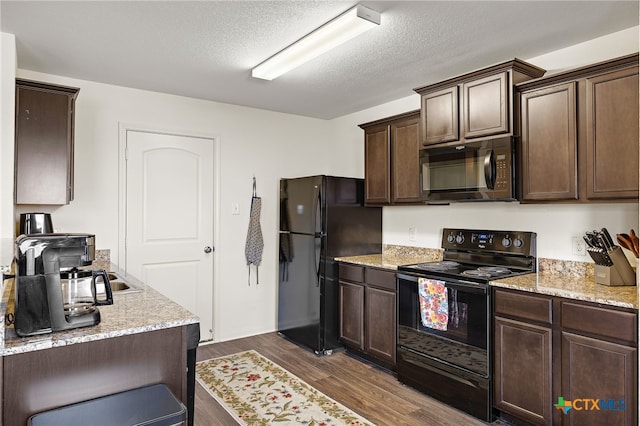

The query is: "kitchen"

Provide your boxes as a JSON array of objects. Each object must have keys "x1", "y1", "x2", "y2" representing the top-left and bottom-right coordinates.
[{"x1": 0, "y1": 1, "x2": 639, "y2": 425}]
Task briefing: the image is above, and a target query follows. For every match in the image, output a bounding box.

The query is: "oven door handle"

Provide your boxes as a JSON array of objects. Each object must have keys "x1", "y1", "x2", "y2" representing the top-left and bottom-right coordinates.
[
  {"x1": 397, "y1": 273, "x2": 488, "y2": 295},
  {"x1": 399, "y1": 349, "x2": 479, "y2": 387}
]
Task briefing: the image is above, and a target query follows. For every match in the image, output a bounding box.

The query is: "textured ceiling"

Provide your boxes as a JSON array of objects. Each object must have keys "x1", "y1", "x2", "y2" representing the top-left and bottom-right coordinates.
[{"x1": 1, "y1": 1, "x2": 638, "y2": 119}]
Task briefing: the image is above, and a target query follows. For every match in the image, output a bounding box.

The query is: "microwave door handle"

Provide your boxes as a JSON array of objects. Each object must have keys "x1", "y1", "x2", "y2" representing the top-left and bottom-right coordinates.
[{"x1": 484, "y1": 150, "x2": 496, "y2": 189}]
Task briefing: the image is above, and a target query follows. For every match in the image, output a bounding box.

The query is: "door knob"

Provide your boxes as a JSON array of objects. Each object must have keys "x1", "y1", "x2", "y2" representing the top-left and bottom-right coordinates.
[{"x1": 204, "y1": 246, "x2": 213, "y2": 253}]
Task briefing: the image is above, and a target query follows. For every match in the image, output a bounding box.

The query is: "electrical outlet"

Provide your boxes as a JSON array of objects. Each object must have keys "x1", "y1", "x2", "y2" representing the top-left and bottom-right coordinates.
[
  {"x1": 572, "y1": 236, "x2": 586, "y2": 256},
  {"x1": 409, "y1": 227, "x2": 417, "y2": 241},
  {"x1": 231, "y1": 203, "x2": 240, "y2": 215}
]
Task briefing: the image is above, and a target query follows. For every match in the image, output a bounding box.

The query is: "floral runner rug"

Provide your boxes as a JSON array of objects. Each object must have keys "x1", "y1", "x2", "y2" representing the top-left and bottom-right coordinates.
[{"x1": 196, "y1": 349, "x2": 375, "y2": 426}]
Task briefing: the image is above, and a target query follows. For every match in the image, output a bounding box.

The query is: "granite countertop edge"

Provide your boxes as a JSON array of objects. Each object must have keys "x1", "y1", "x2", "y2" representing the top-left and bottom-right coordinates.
[
  {"x1": 336, "y1": 249, "x2": 638, "y2": 310},
  {"x1": 1, "y1": 263, "x2": 199, "y2": 356}
]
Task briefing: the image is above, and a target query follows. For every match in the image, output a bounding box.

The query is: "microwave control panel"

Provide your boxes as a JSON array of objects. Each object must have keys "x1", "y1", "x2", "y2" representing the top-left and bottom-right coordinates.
[{"x1": 495, "y1": 153, "x2": 509, "y2": 191}]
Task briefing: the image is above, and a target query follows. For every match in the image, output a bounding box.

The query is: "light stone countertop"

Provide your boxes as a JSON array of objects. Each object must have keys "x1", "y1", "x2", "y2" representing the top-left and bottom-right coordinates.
[
  {"x1": 336, "y1": 245, "x2": 638, "y2": 310},
  {"x1": 491, "y1": 272, "x2": 638, "y2": 310},
  {"x1": 1, "y1": 263, "x2": 199, "y2": 356}
]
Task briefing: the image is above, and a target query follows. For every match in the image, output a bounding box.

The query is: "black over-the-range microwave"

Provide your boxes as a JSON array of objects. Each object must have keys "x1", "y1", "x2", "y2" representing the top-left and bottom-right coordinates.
[{"x1": 419, "y1": 136, "x2": 515, "y2": 203}]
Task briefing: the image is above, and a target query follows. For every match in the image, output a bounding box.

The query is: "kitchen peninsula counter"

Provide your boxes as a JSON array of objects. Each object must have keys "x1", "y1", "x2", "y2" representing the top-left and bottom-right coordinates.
[
  {"x1": 0, "y1": 264, "x2": 199, "y2": 355},
  {"x1": 337, "y1": 247, "x2": 638, "y2": 310},
  {"x1": 0, "y1": 265, "x2": 199, "y2": 426}
]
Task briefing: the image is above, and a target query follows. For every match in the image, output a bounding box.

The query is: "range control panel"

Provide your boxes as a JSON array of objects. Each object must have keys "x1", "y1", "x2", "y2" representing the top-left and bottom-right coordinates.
[{"x1": 442, "y1": 228, "x2": 536, "y2": 256}]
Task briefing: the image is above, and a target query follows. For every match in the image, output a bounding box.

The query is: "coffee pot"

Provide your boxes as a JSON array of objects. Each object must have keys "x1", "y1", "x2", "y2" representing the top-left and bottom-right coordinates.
[
  {"x1": 14, "y1": 233, "x2": 112, "y2": 336},
  {"x1": 60, "y1": 268, "x2": 113, "y2": 316}
]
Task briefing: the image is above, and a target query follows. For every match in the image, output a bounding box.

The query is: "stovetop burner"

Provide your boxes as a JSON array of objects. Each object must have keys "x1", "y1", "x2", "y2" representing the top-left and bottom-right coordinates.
[
  {"x1": 399, "y1": 262, "x2": 515, "y2": 281},
  {"x1": 413, "y1": 261, "x2": 460, "y2": 272}
]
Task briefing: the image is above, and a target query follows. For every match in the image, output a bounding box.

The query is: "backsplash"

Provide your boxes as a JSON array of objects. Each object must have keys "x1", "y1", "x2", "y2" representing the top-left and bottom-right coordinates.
[
  {"x1": 92, "y1": 249, "x2": 111, "y2": 270},
  {"x1": 384, "y1": 244, "x2": 598, "y2": 279},
  {"x1": 538, "y1": 258, "x2": 594, "y2": 278},
  {"x1": 383, "y1": 244, "x2": 443, "y2": 261}
]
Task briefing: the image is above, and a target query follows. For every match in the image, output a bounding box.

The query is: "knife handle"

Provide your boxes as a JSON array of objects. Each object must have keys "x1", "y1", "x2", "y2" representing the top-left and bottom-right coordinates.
[{"x1": 601, "y1": 228, "x2": 616, "y2": 248}]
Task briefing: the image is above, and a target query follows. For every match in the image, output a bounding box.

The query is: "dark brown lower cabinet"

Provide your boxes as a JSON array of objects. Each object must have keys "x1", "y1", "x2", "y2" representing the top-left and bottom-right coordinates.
[
  {"x1": 494, "y1": 316, "x2": 553, "y2": 425},
  {"x1": 562, "y1": 332, "x2": 637, "y2": 426},
  {"x1": 365, "y1": 285, "x2": 396, "y2": 363},
  {"x1": 493, "y1": 288, "x2": 638, "y2": 426},
  {"x1": 560, "y1": 301, "x2": 637, "y2": 426},
  {"x1": 339, "y1": 280, "x2": 364, "y2": 349},
  {"x1": 2, "y1": 326, "x2": 187, "y2": 426},
  {"x1": 339, "y1": 263, "x2": 396, "y2": 369}
]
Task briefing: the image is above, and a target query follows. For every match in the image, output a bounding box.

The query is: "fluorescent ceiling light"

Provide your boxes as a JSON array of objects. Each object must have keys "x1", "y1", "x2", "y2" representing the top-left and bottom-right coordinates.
[{"x1": 252, "y1": 4, "x2": 381, "y2": 80}]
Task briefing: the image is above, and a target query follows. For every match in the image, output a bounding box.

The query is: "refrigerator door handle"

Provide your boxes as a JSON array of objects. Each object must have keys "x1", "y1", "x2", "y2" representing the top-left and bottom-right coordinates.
[
  {"x1": 313, "y1": 183, "x2": 323, "y2": 235},
  {"x1": 315, "y1": 236, "x2": 322, "y2": 287}
]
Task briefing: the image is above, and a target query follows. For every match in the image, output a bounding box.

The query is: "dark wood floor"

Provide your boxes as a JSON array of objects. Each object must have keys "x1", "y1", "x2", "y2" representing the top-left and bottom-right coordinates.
[{"x1": 194, "y1": 332, "x2": 493, "y2": 426}]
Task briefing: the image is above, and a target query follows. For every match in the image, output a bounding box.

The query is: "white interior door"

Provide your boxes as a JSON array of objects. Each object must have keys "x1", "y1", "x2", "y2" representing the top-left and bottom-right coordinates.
[{"x1": 125, "y1": 130, "x2": 214, "y2": 341}]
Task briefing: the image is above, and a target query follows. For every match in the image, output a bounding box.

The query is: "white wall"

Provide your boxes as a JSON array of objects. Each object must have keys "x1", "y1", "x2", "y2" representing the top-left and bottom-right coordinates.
[
  {"x1": 9, "y1": 65, "x2": 356, "y2": 342},
  {"x1": 0, "y1": 33, "x2": 16, "y2": 266},
  {"x1": 331, "y1": 26, "x2": 640, "y2": 262}
]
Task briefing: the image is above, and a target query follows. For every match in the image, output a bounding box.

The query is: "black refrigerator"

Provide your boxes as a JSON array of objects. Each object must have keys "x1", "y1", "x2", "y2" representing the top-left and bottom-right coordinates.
[{"x1": 278, "y1": 175, "x2": 382, "y2": 355}]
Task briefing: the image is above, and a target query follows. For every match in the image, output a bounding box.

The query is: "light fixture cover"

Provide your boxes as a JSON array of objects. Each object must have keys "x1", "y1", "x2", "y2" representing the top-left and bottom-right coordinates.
[{"x1": 252, "y1": 4, "x2": 380, "y2": 80}]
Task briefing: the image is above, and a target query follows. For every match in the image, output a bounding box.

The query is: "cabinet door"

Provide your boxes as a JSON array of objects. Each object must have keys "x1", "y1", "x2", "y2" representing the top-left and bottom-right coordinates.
[
  {"x1": 494, "y1": 316, "x2": 553, "y2": 425},
  {"x1": 463, "y1": 71, "x2": 509, "y2": 139},
  {"x1": 339, "y1": 281, "x2": 364, "y2": 350},
  {"x1": 520, "y1": 82, "x2": 578, "y2": 201},
  {"x1": 562, "y1": 332, "x2": 637, "y2": 426},
  {"x1": 585, "y1": 66, "x2": 639, "y2": 200},
  {"x1": 15, "y1": 82, "x2": 78, "y2": 205},
  {"x1": 364, "y1": 286, "x2": 396, "y2": 365},
  {"x1": 421, "y1": 86, "x2": 459, "y2": 145},
  {"x1": 364, "y1": 124, "x2": 391, "y2": 204},
  {"x1": 3, "y1": 327, "x2": 185, "y2": 426},
  {"x1": 390, "y1": 114, "x2": 421, "y2": 203}
]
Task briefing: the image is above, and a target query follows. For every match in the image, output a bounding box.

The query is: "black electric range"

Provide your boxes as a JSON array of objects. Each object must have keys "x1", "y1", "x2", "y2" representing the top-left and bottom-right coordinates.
[{"x1": 395, "y1": 228, "x2": 537, "y2": 422}]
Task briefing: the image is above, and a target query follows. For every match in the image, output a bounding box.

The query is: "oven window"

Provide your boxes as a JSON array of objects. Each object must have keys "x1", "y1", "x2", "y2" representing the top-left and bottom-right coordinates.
[
  {"x1": 422, "y1": 150, "x2": 488, "y2": 192},
  {"x1": 397, "y1": 277, "x2": 489, "y2": 376}
]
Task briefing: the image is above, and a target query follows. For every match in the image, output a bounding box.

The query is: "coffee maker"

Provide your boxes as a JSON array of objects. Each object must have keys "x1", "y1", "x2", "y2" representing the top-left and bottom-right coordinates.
[{"x1": 14, "y1": 233, "x2": 112, "y2": 337}]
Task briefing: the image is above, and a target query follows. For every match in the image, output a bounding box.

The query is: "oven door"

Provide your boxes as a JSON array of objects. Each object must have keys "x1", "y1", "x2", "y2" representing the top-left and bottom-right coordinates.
[{"x1": 397, "y1": 273, "x2": 490, "y2": 377}]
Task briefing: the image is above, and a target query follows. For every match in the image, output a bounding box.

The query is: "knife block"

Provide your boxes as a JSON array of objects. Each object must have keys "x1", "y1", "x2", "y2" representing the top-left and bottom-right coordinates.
[{"x1": 594, "y1": 247, "x2": 636, "y2": 286}]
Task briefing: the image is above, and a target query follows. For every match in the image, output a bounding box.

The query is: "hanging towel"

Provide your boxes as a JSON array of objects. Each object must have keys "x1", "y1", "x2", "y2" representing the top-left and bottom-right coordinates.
[
  {"x1": 418, "y1": 278, "x2": 448, "y2": 331},
  {"x1": 245, "y1": 178, "x2": 264, "y2": 285}
]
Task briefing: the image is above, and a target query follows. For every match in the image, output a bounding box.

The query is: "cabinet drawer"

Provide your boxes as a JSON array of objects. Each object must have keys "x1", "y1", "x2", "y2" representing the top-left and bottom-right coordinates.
[
  {"x1": 494, "y1": 289, "x2": 553, "y2": 325},
  {"x1": 339, "y1": 263, "x2": 364, "y2": 283},
  {"x1": 561, "y1": 301, "x2": 638, "y2": 344},
  {"x1": 365, "y1": 268, "x2": 396, "y2": 291}
]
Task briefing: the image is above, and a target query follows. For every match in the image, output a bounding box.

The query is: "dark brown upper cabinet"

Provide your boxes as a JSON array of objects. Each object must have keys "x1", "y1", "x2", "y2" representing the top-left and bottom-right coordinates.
[
  {"x1": 520, "y1": 82, "x2": 578, "y2": 201},
  {"x1": 414, "y1": 59, "x2": 545, "y2": 147},
  {"x1": 15, "y1": 79, "x2": 80, "y2": 205},
  {"x1": 420, "y1": 86, "x2": 459, "y2": 144},
  {"x1": 585, "y1": 66, "x2": 639, "y2": 200},
  {"x1": 517, "y1": 53, "x2": 639, "y2": 203},
  {"x1": 360, "y1": 110, "x2": 421, "y2": 205}
]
